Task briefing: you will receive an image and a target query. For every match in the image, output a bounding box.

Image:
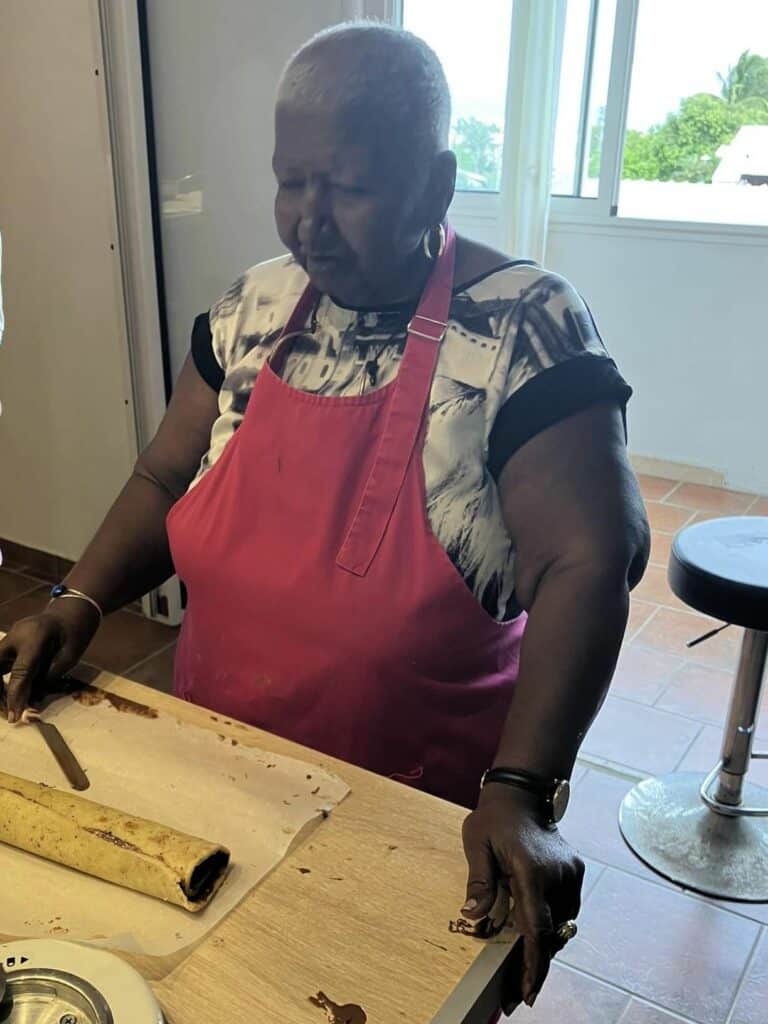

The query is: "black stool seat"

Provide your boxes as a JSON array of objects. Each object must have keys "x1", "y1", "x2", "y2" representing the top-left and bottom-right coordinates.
[{"x1": 669, "y1": 516, "x2": 768, "y2": 631}]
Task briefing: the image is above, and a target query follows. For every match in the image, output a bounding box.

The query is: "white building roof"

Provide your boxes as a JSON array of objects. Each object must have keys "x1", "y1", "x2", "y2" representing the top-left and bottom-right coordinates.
[{"x1": 714, "y1": 125, "x2": 768, "y2": 184}]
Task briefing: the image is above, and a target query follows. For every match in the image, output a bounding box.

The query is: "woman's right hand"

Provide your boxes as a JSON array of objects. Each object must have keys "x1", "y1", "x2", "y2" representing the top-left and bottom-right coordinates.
[{"x1": 0, "y1": 600, "x2": 100, "y2": 722}]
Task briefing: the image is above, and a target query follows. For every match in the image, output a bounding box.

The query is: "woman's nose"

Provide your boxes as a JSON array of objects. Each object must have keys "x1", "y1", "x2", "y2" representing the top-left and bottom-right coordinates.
[{"x1": 297, "y1": 183, "x2": 332, "y2": 248}]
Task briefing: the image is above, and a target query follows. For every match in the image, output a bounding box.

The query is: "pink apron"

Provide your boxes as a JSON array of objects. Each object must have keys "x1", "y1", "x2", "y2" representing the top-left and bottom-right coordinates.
[{"x1": 166, "y1": 225, "x2": 525, "y2": 808}]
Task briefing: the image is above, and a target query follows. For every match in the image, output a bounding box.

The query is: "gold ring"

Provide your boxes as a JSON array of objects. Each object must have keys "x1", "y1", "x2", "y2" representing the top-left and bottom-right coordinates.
[{"x1": 556, "y1": 920, "x2": 578, "y2": 943}]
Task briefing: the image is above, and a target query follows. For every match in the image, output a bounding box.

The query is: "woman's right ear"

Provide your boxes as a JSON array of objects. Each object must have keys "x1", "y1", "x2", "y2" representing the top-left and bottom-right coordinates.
[{"x1": 431, "y1": 150, "x2": 457, "y2": 224}]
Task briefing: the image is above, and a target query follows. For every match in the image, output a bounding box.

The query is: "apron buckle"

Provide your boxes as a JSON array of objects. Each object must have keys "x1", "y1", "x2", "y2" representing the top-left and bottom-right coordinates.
[{"x1": 407, "y1": 314, "x2": 448, "y2": 343}]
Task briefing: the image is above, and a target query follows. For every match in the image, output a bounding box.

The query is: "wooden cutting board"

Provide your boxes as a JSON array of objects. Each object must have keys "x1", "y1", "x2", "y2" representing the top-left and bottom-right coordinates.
[
  {"x1": 0, "y1": 677, "x2": 348, "y2": 957},
  {"x1": 1, "y1": 662, "x2": 518, "y2": 1022}
]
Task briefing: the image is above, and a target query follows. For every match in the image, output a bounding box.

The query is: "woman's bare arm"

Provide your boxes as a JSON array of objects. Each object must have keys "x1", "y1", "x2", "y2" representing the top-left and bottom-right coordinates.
[
  {"x1": 460, "y1": 403, "x2": 649, "y2": 1003},
  {"x1": 63, "y1": 354, "x2": 220, "y2": 613},
  {"x1": 492, "y1": 401, "x2": 649, "y2": 778}
]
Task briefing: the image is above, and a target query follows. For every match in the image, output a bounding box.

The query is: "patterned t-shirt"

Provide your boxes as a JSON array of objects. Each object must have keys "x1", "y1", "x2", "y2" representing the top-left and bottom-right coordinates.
[{"x1": 190, "y1": 256, "x2": 631, "y2": 622}]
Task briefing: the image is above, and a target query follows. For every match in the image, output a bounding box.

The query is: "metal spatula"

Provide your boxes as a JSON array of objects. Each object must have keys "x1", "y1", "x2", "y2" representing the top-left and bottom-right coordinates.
[{"x1": 33, "y1": 718, "x2": 90, "y2": 791}]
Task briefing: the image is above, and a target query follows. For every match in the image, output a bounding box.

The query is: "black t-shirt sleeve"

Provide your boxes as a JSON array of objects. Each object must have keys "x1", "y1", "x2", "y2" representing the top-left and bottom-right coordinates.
[
  {"x1": 191, "y1": 311, "x2": 225, "y2": 391},
  {"x1": 483, "y1": 269, "x2": 632, "y2": 481},
  {"x1": 488, "y1": 354, "x2": 633, "y2": 480}
]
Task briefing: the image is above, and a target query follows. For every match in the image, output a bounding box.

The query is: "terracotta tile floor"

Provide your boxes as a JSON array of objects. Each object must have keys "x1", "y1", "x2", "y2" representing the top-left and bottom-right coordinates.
[
  {"x1": 1, "y1": 476, "x2": 767, "y2": 1022},
  {"x1": 533, "y1": 477, "x2": 768, "y2": 1023}
]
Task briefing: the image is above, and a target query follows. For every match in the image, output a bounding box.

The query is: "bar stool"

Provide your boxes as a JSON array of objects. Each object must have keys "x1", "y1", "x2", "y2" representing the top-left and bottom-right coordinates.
[{"x1": 619, "y1": 516, "x2": 768, "y2": 900}]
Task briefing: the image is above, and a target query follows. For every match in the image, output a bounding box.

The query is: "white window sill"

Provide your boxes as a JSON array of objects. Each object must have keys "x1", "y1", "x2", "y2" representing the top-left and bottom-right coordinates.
[
  {"x1": 548, "y1": 212, "x2": 768, "y2": 247},
  {"x1": 451, "y1": 190, "x2": 768, "y2": 245}
]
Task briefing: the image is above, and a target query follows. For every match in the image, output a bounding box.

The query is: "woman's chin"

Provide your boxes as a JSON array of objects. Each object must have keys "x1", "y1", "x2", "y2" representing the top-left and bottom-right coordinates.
[{"x1": 306, "y1": 260, "x2": 357, "y2": 301}]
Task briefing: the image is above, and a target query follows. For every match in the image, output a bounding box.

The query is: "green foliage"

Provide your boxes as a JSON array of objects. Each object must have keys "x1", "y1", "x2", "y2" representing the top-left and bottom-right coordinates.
[
  {"x1": 718, "y1": 50, "x2": 768, "y2": 107},
  {"x1": 450, "y1": 52, "x2": 768, "y2": 191},
  {"x1": 622, "y1": 51, "x2": 768, "y2": 183},
  {"x1": 588, "y1": 106, "x2": 605, "y2": 179},
  {"x1": 451, "y1": 116, "x2": 502, "y2": 189}
]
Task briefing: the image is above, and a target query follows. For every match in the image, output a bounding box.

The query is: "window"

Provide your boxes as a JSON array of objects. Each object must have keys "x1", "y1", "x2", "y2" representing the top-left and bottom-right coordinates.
[
  {"x1": 400, "y1": 0, "x2": 768, "y2": 229},
  {"x1": 616, "y1": 0, "x2": 768, "y2": 225},
  {"x1": 551, "y1": 0, "x2": 616, "y2": 199},
  {"x1": 402, "y1": 0, "x2": 513, "y2": 191}
]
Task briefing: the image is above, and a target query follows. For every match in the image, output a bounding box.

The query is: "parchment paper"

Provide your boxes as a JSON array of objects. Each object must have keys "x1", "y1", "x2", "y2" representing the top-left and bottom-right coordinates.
[{"x1": 0, "y1": 688, "x2": 349, "y2": 956}]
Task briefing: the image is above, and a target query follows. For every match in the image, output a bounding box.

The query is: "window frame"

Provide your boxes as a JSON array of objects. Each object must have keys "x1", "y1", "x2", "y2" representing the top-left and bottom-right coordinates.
[
  {"x1": 389, "y1": 0, "x2": 768, "y2": 242},
  {"x1": 550, "y1": 0, "x2": 637, "y2": 220}
]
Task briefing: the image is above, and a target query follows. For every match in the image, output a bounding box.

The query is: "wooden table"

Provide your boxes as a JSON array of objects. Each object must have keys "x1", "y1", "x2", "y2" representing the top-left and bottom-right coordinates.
[{"x1": 86, "y1": 670, "x2": 518, "y2": 1024}]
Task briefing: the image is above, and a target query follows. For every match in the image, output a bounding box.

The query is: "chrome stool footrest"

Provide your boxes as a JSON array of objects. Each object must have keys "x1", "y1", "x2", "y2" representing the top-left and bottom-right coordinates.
[{"x1": 700, "y1": 761, "x2": 768, "y2": 817}]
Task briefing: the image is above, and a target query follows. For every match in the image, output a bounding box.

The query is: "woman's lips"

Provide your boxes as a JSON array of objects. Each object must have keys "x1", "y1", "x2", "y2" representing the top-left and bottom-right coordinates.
[{"x1": 306, "y1": 251, "x2": 341, "y2": 267}]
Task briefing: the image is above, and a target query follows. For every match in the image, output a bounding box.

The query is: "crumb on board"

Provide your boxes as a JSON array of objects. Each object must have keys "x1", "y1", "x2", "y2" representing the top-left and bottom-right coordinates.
[
  {"x1": 72, "y1": 684, "x2": 158, "y2": 718},
  {"x1": 311, "y1": 786, "x2": 320, "y2": 795}
]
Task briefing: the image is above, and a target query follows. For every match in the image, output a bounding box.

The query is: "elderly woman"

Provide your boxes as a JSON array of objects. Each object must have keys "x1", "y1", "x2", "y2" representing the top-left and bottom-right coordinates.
[{"x1": 1, "y1": 23, "x2": 648, "y2": 1010}]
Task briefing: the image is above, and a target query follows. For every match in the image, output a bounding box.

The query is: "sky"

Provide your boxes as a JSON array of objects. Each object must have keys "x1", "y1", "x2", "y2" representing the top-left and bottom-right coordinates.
[
  {"x1": 404, "y1": 0, "x2": 513, "y2": 128},
  {"x1": 403, "y1": 0, "x2": 768, "y2": 138},
  {"x1": 627, "y1": 0, "x2": 768, "y2": 131}
]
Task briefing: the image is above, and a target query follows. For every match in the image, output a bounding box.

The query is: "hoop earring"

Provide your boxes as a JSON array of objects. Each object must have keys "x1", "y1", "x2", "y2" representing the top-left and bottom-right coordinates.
[{"x1": 422, "y1": 223, "x2": 446, "y2": 261}]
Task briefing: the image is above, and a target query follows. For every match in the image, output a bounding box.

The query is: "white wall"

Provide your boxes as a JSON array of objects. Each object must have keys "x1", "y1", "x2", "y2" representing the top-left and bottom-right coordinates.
[
  {"x1": 0, "y1": 0, "x2": 137, "y2": 560},
  {"x1": 144, "y1": 0, "x2": 357, "y2": 378},
  {"x1": 452, "y1": 192, "x2": 768, "y2": 495},
  {"x1": 547, "y1": 223, "x2": 768, "y2": 495}
]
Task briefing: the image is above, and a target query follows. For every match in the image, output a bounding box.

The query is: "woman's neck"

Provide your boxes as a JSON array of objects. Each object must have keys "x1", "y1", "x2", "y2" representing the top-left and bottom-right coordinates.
[{"x1": 354, "y1": 247, "x2": 434, "y2": 310}]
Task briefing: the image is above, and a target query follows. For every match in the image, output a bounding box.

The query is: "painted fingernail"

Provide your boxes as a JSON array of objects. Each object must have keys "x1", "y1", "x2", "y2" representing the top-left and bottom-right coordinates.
[{"x1": 462, "y1": 898, "x2": 478, "y2": 913}]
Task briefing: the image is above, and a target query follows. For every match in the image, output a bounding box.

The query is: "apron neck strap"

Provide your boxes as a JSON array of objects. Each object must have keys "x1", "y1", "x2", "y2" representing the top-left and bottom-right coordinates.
[{"x1": 335, "y1": 224, "x2": 457, "y2": 577}]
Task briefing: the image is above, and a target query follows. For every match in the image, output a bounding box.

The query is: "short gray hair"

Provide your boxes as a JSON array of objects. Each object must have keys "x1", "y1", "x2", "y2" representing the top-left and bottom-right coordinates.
[{"x1": 279, "y1": 22, "x2": 451, "y2": 163}]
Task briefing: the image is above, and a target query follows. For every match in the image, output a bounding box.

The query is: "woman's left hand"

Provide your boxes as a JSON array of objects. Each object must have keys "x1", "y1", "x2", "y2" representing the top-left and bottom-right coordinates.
[{"x1": 460, "y1": 784, "x2": 585, "y2": 1010}]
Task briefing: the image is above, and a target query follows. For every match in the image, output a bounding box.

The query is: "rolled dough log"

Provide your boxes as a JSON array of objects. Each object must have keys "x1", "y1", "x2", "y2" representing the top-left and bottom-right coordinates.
[{"x1": 0, "y1": 770, "x2": 230, "y2": 911}]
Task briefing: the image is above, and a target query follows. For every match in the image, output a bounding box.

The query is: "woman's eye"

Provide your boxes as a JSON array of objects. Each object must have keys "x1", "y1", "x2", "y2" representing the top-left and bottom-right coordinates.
[{"x1": 331, "y1": 183, "x2": 367, "y2": 196}]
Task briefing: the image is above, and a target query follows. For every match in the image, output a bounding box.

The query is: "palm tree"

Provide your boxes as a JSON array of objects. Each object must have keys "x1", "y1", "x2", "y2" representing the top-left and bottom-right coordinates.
[{"x1": 717, "y1": 50, "x2": 768, "y2": 112}]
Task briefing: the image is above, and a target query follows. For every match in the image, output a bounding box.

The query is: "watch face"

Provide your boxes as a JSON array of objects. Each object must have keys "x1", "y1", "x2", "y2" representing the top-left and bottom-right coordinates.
[{"x1": 551, "y1": 780, "x2": 571, "y2": 822}]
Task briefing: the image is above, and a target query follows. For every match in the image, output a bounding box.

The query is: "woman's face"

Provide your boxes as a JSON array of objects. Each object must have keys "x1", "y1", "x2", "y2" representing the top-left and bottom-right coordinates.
[{"x1": 273, "y1": 99, "x2": 450, "y2": 306}]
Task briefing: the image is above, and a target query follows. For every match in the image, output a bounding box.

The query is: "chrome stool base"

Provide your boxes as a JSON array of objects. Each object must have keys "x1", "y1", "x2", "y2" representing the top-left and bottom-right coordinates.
[{"x1": 619, "y1": 772, "x2": 768, "y2": 901}]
